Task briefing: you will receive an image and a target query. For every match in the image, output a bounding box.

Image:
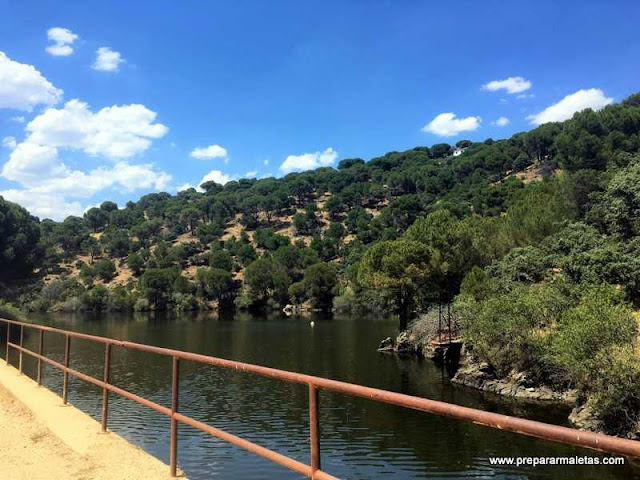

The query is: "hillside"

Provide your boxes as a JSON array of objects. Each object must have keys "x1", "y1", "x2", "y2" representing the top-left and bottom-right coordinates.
[{"x1": 2, "y1": 92, "x2": 640, "y2": 436}]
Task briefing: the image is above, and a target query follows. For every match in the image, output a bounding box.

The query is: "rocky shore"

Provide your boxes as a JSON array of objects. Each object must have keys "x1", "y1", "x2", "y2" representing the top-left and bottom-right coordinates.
[
  {"x1": 379, "y1": 315, "x2": 640, "y2": 438},
  {"x1": 451, "y1": 347, "x2": 578, "y2": 405},
  {"x1": 380, "y1": 332, "x2": 578, "y2": 405}
]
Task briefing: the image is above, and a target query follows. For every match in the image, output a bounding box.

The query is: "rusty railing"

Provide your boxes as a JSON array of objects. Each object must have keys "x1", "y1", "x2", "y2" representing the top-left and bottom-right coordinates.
[{"x1": 2, "y1": 317, "x2": 639, "y2": 479}]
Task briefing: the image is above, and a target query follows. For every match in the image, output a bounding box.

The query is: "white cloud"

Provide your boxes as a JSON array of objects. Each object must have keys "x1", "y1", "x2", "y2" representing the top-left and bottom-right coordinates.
[
  {"x1": 516, "y1": 93, "x2": 535, "y2": 100},
  {"x1": 2, "y1": 143, "x2": 66, "y2": 184},
  {"x1": 0, "y1": 189, "x2": 84, "y2": 219},
  {"x1": 46, "y1": 27, "x2": 79, "y2": 56},
  {"x1": 483, "y1": 76, "x2": 532, "y2": 94},
  {"x1": 11, "y1": 116, "x2": 25, "y2": 123},
  {"x1": 263, "y1": 159, "x2": 269, "y2": 166},
  {"x1": 2, "y1": 141, "x2": 170, "y2": 196},
  {"x1": 199, "y1": 170, "x2": 233, "y2": 186},
  {"x1": 279, "y1": 147, "x2": 338, "y2": 173},
  {"x1": 1, "y1": 149, "x2": 172, "y2": 219},
  {"x1": 0, "y1": 52, "x2": 63, "y2": 111},
  {"x1": 1, "y1": 98, "x2": 171, "y2": 220},
  {"x1": 178, "y1": 169, "x2": 236, "y2": 193},
  {"x1": 92, "y1": 47, "x2": 125, "y2": 72},
  {"x1": 29, "y1": 162, "x2": 171, "y2": 197},
  {"x1": 422, "y1": 113, "x2": 481, "y2": 137},
  {"x1": 527, "y1": 88, "x2": 613, "y2": 125},
  {"x1": 245, "y1": 170, "x2": 258, "y2": 178},
  {"x1": 190, "y1": 144, "x2": 228, "y2": 162},
  {"x1": 2, "y1": 136, "x2": 16, "y2": 149},
  {"x1": 24, "y1": 99, "x2": 167, "y2": 158},
  {"x1": 493, "y1": 116, "x2": 510, "y2": 127}
]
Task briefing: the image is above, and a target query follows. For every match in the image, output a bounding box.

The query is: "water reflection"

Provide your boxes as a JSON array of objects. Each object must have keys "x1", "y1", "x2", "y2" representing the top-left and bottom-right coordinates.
[{"x1": 6, "y1": 311, "x2": 639, "y2": 479}]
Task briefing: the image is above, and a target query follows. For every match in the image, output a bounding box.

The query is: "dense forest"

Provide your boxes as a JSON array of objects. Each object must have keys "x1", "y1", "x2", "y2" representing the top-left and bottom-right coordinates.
[{"x1": 2, "y1": 93, "x2": 640, "y2": 435}]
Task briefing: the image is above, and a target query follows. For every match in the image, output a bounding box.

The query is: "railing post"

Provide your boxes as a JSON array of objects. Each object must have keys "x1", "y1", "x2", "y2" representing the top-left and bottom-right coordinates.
[
  {"x1": 309, "y1": 383, "x2": 321, "y2": 478},
  {"x1": 62, "y1": 334, "x2": 70, "y2": 405},
  {"x1": 37, "y1": 330, "x2": 44, "y2": 385},
  {"x1": 447, "y1": 303, "x2": 452, "y2": 344},
  {"x1": 5, "y1": 323, "x2": 9, "y2": 365},
  {"x1": 18, "y1": 324, "x2": 24, "y2": 374},
  {"x1": 101, "y1": 343, "x2": 112, "y2": 432},
  {"x1": 170, "y1": 356, "x2": 180, "y2": 477}
]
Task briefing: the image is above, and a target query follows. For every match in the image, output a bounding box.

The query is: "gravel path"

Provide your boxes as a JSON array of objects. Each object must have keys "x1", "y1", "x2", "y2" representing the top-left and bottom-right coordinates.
[{"x1": 0, "y1": 362, "x2": 180, "y2": 480}]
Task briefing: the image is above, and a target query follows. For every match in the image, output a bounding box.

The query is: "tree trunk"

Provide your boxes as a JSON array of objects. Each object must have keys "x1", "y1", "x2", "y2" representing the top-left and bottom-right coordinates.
[
  {"x1": 447, "y1": 302, "x2": 452, "y2": 344},
  {"x1": 398, "y1": 296, "x2": 409, "y2": 331}
]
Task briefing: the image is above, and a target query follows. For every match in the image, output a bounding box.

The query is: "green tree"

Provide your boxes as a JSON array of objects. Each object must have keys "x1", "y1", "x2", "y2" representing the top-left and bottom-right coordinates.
[
  {"x1": 84, "y1": 207, "x2": 109, "y2": 232},
  {"x1": 81, "y1": 236, "x2": 102, "y2": 264},
  {"x1": 127, "y1": 252, "x2": 145, "y2": 276},
  {"x1": 104, "y1": 231, "x2": 131, "y2": 258},
  {"x1": 587, "y1": 156, "x2": 640, "y2": 237},
  {"x1": 0, "y1": 197, "x2": 41, "y2": 279},
  {"x1": 100, "y1": 201, "x2": 118, "y2": 213},
  {"x1": 55, "y1": 216, "x2": 89, "y2": 257},
  {"x1": 139, "y1": 268, "x2": 179, "y2": 309},
  {"x1": 358, "y1": 239, "x2": 436, "y2": 330},
  {"x1": 209, "y1": 249, "x2": 233, "y2": 271},
  {"x1": 244, "y1": 257, "x2": 291, "y2": 305},
  {"x1": 302, "y1": 263, "x2": 337, "y2": 309},
  {"x1": 430, "y1": 143, "x2": 451, "y2": 158},
  {"x1": 196, "y1": 267, "x2": 233, "y2": 305},
  {"x1": 288, "y1": 281, "x2": 307, "y2": 305},
  {"x1": 405, "y1": 210, "x2": 480, "y2": 305},
  {"x1": 93, "y1": 259, "x2": 116, "y2": 282},
  {"x1": 180, "y1": 207, "x2": 201, "y2": 232}
]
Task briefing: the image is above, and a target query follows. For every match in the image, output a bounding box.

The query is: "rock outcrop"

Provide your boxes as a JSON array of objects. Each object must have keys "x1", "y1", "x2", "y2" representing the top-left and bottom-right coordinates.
[
  {"x1": 568, "y1": 399, "x2": 604, "y2": 432},
  {"x1": 377, "y1": 331, "x2": 421, "y2": 355},
  {"x1": 378, "y1": 337, "x2": 395, "y2": 352},
  {"x1": 451, "y1": 347, "x2": 578, "y2": 405}
]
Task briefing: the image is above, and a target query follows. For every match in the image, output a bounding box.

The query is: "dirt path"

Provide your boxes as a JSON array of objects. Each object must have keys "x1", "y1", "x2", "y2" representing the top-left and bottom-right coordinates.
[{"x1": 0, "y1": 362, "x2": 180, "y2": 480}]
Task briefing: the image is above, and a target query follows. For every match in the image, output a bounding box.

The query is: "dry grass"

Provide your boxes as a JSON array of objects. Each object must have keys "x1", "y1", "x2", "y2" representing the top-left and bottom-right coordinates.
[
  {"x1": 515, "y1": 165, "x2": 544, "y2": 184},
  {"x1": 173, "y1": 231, "x2": 195, "y2": 245}
]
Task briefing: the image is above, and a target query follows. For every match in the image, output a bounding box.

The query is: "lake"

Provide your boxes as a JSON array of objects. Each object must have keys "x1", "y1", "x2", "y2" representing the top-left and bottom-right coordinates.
[{"x1": 8, "y1": 311, "x2": 639, "y2": 479}]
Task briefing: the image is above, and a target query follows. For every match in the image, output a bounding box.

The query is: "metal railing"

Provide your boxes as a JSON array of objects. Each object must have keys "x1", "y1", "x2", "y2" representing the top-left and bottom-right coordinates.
[{"x1": 2, "y1": 317, "x2": 639, "y2": 479}]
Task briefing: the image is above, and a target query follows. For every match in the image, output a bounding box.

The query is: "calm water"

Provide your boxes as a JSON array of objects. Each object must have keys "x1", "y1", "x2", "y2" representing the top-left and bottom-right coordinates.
[{"x1": 7, "y1": 311, "x2": 639, "y2": 480}]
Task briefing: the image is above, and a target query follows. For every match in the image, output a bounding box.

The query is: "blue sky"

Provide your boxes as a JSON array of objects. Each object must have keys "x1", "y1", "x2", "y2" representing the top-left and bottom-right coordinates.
[{"x1": 1, "y1": 0, "x2": 639, "y2": 219}]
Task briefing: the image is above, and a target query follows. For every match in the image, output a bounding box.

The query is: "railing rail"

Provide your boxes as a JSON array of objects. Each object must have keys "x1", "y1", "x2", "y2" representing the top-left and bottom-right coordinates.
[{"x1": 1, "y1": 317, "x2": 639, "y2": 479}]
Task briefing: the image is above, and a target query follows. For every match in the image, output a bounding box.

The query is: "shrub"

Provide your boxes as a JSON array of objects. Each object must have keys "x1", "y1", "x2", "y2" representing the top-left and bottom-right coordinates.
[
  {"x1": 590, "y1": 346, "x2": 640, "y2": 435},
  {"x1": 81, "y1": 285, "x2": 109, "y2": 311},
  {"x1": 127, "y1": 253, "x2": 145, "y2": 276},
  {"x1": 133, "y1": 297, "x2": 150, "y2": 312},
  {"x1": 108, "y1": 287, "x2": 136, "y2": 311},
  {"x1": 456, "y1": 280, "x2": 574, "y2": 379},
  {"x1": 288, "y1": 281, "x2": 306, "y2": 305},
  {"x1": 234, "y1": 292, "x2": 253, "y2": 310},
  {"x1": 94, "y1": 259, "x2": 116, "y2": 282},
  {"x1": 51, "y1": 297, "x2": 84, "y2": 312},
  {"x1": 80, "y1": 262, "x2": 96, "y2": 283},
  {"x1": 172, "y1": 293, "x2": 198, "y2": 311},
  {"x1": 209, "y1": 249, "x2": 233, "y2": 271},
  {"x1": 0, "y1": 300, "x2": 25, "y2": 321},
  {"x1": 552, "y1": 284, "x2": 637, "y2": 386}
]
